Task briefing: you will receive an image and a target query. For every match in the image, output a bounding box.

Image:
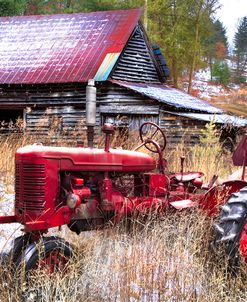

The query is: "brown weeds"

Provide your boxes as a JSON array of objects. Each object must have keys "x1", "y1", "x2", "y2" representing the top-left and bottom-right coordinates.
[
  {"x1": 0, "y1": 213, "x2": 246, "y2": 301},
  {"x1": 0, "y1": 121, "x2": 246, "y2": 301}
]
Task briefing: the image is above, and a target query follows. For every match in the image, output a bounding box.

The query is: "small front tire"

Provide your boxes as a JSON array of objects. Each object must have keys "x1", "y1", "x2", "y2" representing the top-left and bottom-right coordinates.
[{"x1": 15, "y1": 236, "x2": 74, "y2": 274}]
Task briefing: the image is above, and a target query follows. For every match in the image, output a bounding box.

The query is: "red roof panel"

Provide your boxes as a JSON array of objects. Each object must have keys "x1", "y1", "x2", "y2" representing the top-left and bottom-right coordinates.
[{"x1": 0, "y1": 9, "x2": 142, "y2": 84}]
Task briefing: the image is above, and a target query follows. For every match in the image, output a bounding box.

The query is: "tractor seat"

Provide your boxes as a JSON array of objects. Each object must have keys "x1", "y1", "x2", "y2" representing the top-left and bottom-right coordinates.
[{"x1": 170, "y1": 172, "x2": 204, "y2": 182}]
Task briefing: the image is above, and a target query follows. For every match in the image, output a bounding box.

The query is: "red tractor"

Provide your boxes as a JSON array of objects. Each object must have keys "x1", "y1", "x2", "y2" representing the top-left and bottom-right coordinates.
[{"x1": 0, "y1": 122, "x2": 247, "y2": 272}]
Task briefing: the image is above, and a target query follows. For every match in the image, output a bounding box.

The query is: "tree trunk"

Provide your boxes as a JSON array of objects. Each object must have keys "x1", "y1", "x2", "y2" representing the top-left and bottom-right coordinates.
[
  {"x1": 144, "y1": 0, "x2": 148, "y2": 31},
  {"x1": 188, "y1": 20, "x2": 200, "y2": 94},
  {"x1": 172, "y1": 58, "x2": 178, "y2": 88},
  {"x1": 209, "y1": 56, "x2": 213, "y2": 81}
]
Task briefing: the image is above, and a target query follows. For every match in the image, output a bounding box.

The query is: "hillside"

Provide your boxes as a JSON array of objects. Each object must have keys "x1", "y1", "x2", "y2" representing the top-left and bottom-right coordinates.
[{"x1": 186, "y1": 68, "x2": 247, "y2": 118}]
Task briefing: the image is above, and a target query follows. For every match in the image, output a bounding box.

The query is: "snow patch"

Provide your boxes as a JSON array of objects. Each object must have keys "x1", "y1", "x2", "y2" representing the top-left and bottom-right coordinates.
[
  {"x1": 183, "y1": 67, "x2": 241, "y2": 101},
  {"x1": 194, "y1": 67, "x2": 211, "y2": 82},
  {"x1": 0, "y1": 186, "x2": 21, "y2": 255}
]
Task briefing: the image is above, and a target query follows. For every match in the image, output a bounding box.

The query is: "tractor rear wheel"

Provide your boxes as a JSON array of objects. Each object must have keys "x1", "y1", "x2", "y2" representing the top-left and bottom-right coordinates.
[
  {"x1": 15, "y1": 236, "x2": 74, "y2": 274},
  {"x1": 214, "y1": 186, "x2": 247, "y2": 266}
]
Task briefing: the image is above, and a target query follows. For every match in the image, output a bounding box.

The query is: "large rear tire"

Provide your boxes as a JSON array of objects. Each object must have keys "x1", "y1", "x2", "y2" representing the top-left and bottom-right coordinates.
[{"x1": 214, "y1": 186, "x2": 247, "y2": 266}]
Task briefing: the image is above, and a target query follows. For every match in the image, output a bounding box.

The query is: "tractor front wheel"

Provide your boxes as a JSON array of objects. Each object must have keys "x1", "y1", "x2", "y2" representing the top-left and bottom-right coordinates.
[
  {"x1": 9, "y1": 234, "x2": 33, "y2": 263},
  {"x1": 214, "y1": 187, "x2": 247, "y2": 266},
  {"x1": 15, "y1": 236, "x2": 74, "y2": 274}
]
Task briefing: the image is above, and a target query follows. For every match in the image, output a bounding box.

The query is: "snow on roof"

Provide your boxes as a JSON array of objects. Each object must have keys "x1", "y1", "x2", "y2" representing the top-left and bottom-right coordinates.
[
  {"x1": 0, "y1": 9, "x2": 142, "y2": 84},
  {"x1": 173, "y1": 112, "x2": 247, "y2": 127},
  {"x1": 111, "y1": 80, "x2": 223, "y2": 114}
]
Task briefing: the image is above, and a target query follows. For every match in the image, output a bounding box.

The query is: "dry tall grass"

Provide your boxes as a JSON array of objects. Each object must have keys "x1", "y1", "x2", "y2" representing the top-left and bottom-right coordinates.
[
  {"x1": 0, "y1": 122, "x2": 246, "y2": 301},
  {"x1": 210, "y1": 86, "x2": 247, "y2": 117},
  {"x1": 0, "y1": 214, "x2": 246, "y2": 302},
  {"x1": 167, "y1": 121, "x2": 235, "y2": 183}
]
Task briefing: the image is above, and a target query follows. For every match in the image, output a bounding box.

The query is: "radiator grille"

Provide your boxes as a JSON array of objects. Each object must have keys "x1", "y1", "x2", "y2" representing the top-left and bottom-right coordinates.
[{"x1": 15, "y1": 163, "x2": 46, "y2": 212}]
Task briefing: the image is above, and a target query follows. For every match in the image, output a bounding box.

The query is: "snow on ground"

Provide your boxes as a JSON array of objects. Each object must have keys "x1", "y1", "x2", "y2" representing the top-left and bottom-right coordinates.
[
  {"x1": 0, "y1": 185, "x2": 22, "y2": 259},
  {"x1": 194, "y1": 68, "x2": 211, "y2": 82},
  {"x1": 183, "y1": 67, "x2": 241, "y2": 101},
  {"x1": 192, "y1": 79, "x2": 227, "y2": 99},
  {"x1": 0, "y1": 183, "x2": 69, "y2": 260}
]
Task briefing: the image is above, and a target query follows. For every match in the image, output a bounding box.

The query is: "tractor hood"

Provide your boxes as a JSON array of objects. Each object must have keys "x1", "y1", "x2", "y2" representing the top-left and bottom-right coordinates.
[{"x1": 16, "y1": 144, "x2": 156, "y2": 172}]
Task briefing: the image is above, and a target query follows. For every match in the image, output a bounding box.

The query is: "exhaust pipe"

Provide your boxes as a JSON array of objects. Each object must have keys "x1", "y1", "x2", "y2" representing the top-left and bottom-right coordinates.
[{"x1": 86, "y1": 79, "x2": 96, "y2": 148}]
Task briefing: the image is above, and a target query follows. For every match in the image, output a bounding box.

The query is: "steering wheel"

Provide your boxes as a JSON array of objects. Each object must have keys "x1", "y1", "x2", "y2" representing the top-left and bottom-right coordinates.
[{"x1": 139, "y1": 122, "x2": 166, "y2": 153}]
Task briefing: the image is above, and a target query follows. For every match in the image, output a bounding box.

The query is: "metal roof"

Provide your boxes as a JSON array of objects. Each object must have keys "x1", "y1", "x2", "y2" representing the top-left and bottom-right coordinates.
[
  {"x1": 111, "y1": 80, "x2": 223, "y2": 114},
  {"x1": 0, "y1": 9, "x2": 142, "y2": 84},
  {"x1": 173, "y1": 112, "x2": 247, "y2": 127}
]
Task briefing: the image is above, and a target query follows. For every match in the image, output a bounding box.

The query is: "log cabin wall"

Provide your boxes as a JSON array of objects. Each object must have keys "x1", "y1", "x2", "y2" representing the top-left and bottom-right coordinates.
[
  {"x1": 0, "y1": 82, "x2": 203, "y2": 147},
  {"x1": 0, "y1": 83, "x2": 160, "y2": 142},
  {"x1": 160, "y1": 111, "x2": 205, "y2": 146},
  {"x1": 97, "y1": 83, "x2": 160, "y2": 130},
  {"x1": 111, "y1": 25, "x2": 164, "y2": 83},
  {"x1": 0, "y1": 84, "x2": 84, "y2": 138},
  {"x1": 0, "y1": 82, "x2": 242, "y2": 148}
]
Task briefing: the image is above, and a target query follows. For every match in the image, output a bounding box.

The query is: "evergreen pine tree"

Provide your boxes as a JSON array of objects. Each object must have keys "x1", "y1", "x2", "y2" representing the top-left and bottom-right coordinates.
[{"x1": 233, "y1": 16, "x2": 247, "y2": 83}]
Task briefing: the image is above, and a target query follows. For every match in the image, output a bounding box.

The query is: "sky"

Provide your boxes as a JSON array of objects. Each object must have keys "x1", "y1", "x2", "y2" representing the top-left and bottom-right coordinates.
[{"x1": 216, "y1": 0, "x2": 247, "y2": 47}]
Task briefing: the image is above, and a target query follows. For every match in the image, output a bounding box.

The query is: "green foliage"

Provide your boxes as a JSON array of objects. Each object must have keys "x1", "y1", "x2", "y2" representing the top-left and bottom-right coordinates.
[
  {"x1": 200, "y1": 119, "x2": 219, "y2": 146},
  {"x1": 212, "y1": 61, "x2": 231, "y2": 85},
  {"x1": 213, "y1": 20, "x2": 228, "y2": 47},
  {"x1": 201, "y1": 19, "x2": 228, "y2": 82},
  {"x1": 0, "y1": 0, "x2": 27, "y2": 16},
  {"x1": 234, "y1": 16, "x2": 247, "y2": 83},
  {"x1": 234, "y1": 75, "x2": 246, "y2": 84},
  {"x1": 24, "y1": 0, "x2": 143, "y2": 14},
  {"x1": 148, "y1": 0, "x2": 221, "y2": 88},
  {"x1": 189, "y1": 120, "x2": 227, "y2": 182},
  {"x1": 234, "y1": 17, "x2": 247, "y2": 56},
  {"x1": 202, "y1": 19, "x2": 228, "y2": 62}
]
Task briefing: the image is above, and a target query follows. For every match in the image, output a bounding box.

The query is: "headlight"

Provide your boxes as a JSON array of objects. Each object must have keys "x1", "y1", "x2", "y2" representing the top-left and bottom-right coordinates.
[{"x1": 67, "y1": 193, "x2": 80, "y2": 209}]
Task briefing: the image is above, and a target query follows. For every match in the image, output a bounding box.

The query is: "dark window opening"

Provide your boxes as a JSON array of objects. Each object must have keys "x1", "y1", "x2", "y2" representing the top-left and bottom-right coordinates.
[
  {"x1": 0, "y1": 110, "x2": 23, "y2": 133},
  {"x1": 220, "y1": 127, "x2": 237, "y2": 152}
]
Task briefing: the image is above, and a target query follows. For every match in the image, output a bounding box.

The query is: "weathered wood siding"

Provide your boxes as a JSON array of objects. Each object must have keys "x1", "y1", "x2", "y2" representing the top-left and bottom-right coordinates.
[
  {"x1": 111, "y1": 25, "x2": 162, "y2": 83},
  {"x1": 98, "y1": 84, "x2": 159, "y2": 130},
  {"x1": 160, "y1": 110, "x2": 205, "y2": 146},
  {"x1": 0, "y1": 84, "x2": 87, "y2": 109},
  {"x1": 25, "y1": 105, "x2": 101, "y2": 144},
  {"x1": 0, "y1": 83, "x2": 230, "y2": 148}
]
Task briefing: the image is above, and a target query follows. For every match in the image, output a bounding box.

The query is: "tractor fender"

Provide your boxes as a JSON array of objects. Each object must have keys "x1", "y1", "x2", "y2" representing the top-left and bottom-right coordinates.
[
  {"x1": 200, "y1": 180, "x2": 247, "y2": 216},
  {"x1": 169, "y1": 199, "x2": 197, "y2": 210}
]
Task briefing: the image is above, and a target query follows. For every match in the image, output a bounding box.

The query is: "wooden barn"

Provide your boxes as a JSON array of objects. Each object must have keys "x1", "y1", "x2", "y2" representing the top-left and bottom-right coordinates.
[{"x1": 0, "y1": 8, "x2": 246, "y2": 146}]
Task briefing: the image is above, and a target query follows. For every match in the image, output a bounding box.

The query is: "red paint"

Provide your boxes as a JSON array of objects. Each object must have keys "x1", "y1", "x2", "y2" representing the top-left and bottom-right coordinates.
[
  {"x1": 170, "y1": 172, "x2": 204, "y2": 182},
  {"x1": 39, "y1": 250, "x2": 69, "y2": 274},
  {"x1": 232, "y1": 134, "x2": 247, "y2": 166},
  {"x1": 240, "y1": 222, "x2": 247, "y2": 261},
  {"x1": 16, "y1": 145, "x2": 156, "y2": 172},
  {"x1": 200, "y1": 180, "x2": 247, "y2": 216},
  {"x1": 143, "y1": 173, "x2": 168, "y2": 197},
  {"x1": 0, "y1": 9, "x2": 142, "y2": 84},
  {"x1": 0, "y1": 122, "x2": 247, "y2": 268},
  {"x1": 0, "y1": 215, "x2": 16, "y2": 223}
]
